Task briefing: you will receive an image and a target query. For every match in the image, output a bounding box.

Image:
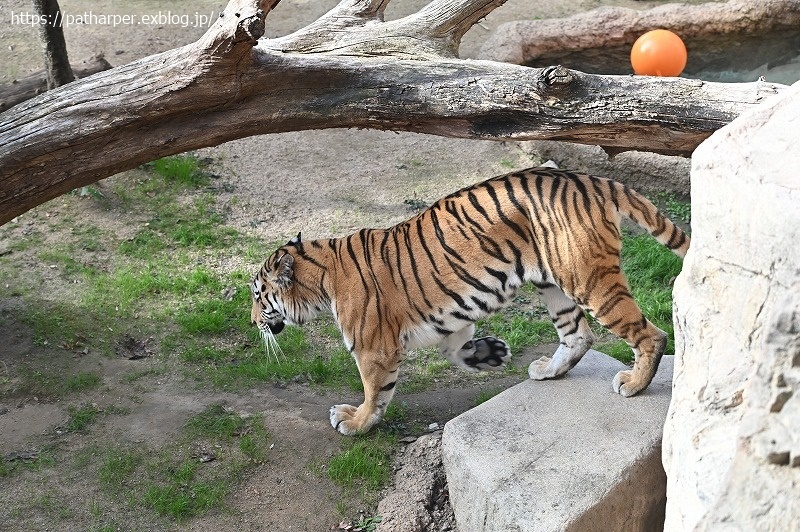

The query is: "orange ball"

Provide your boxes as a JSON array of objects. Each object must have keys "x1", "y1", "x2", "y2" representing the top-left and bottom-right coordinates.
[{"x1": 630, "y1": 29, "x2": 687, "y2": 77}]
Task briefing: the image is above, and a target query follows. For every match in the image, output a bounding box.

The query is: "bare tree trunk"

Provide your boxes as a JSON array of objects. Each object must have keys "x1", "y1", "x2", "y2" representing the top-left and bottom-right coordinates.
[
  {"x1": 31, "y1": 0, "x2": 75, "y2": 89},
  {"x1": 0, "y1": 0, "x2": 787, "y2": 226}
]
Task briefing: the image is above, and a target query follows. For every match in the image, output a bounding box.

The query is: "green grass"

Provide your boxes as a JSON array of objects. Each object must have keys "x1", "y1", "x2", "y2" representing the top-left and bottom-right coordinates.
[
  {"x1": 139, "y1": 405, "x2": 269, "y2": 520},
  {"x1": 99, "y1": 448, "x2": 143, "y2": 490},
  {"x1": 186, "y1": 404, "x2": 248, "y2": 440},
  {"x1": 143, "y1": 464, "x2": 228, "y2": 521},
  {"x1": 66, "y1": 372, "x2": 102, "y2": 393},
  {"x1": 400, "y1": 348, "x2": 453, "y2": 393},
  {"x1": 186, "y1": 404, "x2": 271, "y2": 463},
  {"x1": 148, "y1": 153, "x2": 209, "y2": 188},
  {"x1": 65, "y1": 404, "x2": 101, "y2": 432},
  {"x1": 201, "y1": 327, "x2": 362, "y2": 391},
  {"x1": 383, "y1": 402, "x2": 408, "y2": 424},
  {"x1": 327, "y1": 433, "x2": 395, "y2": 492}
]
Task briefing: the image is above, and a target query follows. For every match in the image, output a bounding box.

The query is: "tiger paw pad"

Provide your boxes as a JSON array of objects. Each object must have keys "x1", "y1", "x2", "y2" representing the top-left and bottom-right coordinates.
[{"x1": 462, "y1": 336, "x2": 511, "y2": 371}]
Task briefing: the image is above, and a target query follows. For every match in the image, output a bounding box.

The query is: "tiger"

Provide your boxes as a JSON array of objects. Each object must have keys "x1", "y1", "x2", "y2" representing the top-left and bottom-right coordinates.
[{"x1": 250, "y1": 167, "x2": 689, "y2": 435}]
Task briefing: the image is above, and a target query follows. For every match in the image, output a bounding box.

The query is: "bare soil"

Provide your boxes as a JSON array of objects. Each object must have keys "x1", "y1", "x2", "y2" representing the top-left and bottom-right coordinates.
[{"x1": 1, "y1": 1, "x2": 672, "y2": 530}]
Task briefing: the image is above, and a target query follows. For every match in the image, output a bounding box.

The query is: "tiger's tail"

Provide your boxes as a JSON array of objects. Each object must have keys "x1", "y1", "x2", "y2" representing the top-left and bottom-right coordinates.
[{"x1": 611, "y1": 180, "x2": 690, "y2": 258}]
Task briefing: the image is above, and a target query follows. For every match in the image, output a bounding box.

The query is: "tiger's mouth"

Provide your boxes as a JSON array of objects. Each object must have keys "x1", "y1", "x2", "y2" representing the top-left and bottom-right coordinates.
[{"x1": 267, "y1": 321, "x2": 285, "y2": 334}]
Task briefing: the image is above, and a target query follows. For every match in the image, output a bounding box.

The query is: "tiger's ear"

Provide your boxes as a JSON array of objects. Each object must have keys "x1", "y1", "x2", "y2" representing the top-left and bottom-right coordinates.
[
  {"x1": 287, "y1": 232, "x2": 301, "y2": 246},
  {"x1": 277, "y1": 253, "x2": 294, "y2": 287}
]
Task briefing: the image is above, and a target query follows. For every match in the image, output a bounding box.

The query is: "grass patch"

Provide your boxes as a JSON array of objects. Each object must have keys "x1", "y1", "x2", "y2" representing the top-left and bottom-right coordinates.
[
  {"x1": 143, "y1": 463, "x2": 228, "y2": 521},
  {"x1": 400, "y1": 348, "x2": 453, "y2": 393},
  {"x1": 148, "y1": 153, "x2": 209, "y2": 188},
  {"x1": 186, "y1": 403, "x2": 249, "y2": 440},
  {"x1": 65, "y1": 404, "x2": 101, "y2": 432},
  {"x1": 99, "y1": 448, "x2": 143, "y2": 490},
  {"x1": 327, "y1": 433, "x2": 395, "y2": 493},
  {"x1": 204, "y1": 328, "x2": 362, "y2": 391},
  {"x1": 139, "y1": 405, "x2": 269, "y2": 520},
  {"x1": 0, "y1": 449, "x2": 56, "y2": 478},
  {"x1": 66, "y1": 372, "x2": 102, "y2": 393}
]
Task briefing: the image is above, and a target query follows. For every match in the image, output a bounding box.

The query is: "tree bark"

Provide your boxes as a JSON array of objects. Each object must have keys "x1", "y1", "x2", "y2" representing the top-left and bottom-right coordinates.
[
  {"x1": 0, "y1": 55, "x2": 112, "y2": 112},
  {"x1": 0, "y1": 0, "x2": 787, "y2": 226},
  {"x1": 32, "y1": 0, "x2": 75, "y2": 89}
]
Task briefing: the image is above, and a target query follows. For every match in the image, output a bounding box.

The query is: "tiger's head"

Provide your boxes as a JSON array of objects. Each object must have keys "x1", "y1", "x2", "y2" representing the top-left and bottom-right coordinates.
[{"x1": 250, "y1": 234, "x2": 301, "y2": 336}]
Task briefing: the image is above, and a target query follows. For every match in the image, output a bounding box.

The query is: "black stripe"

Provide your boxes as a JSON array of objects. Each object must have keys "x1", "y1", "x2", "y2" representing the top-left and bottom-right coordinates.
[
  {"x1": 470, "y1": 296, "x2": 490, "y2": 313},
  {"x1": 401, "y1": 225, "x2": 435, "y2": 309},
  {"x1": 471, "y1": 228, "x2": 510, "y2": 263},
  {"x1": 485, "y1": 182, "x2": 529, "y2": 242},
  {"x1": 450, "y1": 310, "x2": 473, "y2": 321},
  {"x1": 468, "y1": 191, "x2": 493, "y2": 224},
  {"x1": 415, "y1": 216, "x2": 442, "y2": 274},
  {"x1": 445, "y1": 199, "x2": 464, "y2": 224},
  {"x1": 506, "y1": 240, "x2": 526, "y2": 281},
  {"x1": 460, "y1": 204, "x2": 485, "y2": 232},
  {"x1": 433, "y1": 276, "x2": 470, "y2": 309},
  {"x1": 446, "y1": 256, "x2": 498, "y2": 295},
  {"x1": 484, "y1": 267, "x2": 508, "y2": 290},
  {"x1": 390, "y1": 226, "x2": 413, "y2": 299},
  {"x1": 429, "y1": 208, "x2": 465, "y2": 263}
]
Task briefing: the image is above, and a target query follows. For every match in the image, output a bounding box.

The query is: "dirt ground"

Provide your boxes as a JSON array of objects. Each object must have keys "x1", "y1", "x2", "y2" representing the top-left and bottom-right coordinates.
[{"x1": 1, "y1": 0, "x2": 677, "y2": 530}]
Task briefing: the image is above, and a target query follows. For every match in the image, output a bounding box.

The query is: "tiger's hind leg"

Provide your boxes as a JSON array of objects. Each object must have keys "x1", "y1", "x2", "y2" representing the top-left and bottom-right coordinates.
[
  {"x1": 439, "y1": 324, "x2": 511, "y2": 372},
  {"x1": 583, "y1": 285, "x2": 667, "y2": 397},
  {"x1": 529, "y1": 283, "x2": 595, "y2": 380}
]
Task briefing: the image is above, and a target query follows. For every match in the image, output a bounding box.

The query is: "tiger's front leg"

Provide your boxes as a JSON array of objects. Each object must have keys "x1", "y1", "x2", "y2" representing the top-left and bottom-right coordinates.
[{"x1": 330, "y1": 351, "x2": 401, "y2": 436}]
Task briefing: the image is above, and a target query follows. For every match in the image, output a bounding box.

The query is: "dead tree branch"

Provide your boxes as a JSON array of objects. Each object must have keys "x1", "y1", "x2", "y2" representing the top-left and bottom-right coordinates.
[{"x1": 0, "y1": 0, "x2": 787, "y2": 225}]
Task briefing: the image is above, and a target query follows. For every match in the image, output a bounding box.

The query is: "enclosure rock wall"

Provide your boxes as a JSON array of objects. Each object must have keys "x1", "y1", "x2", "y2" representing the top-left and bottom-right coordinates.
[{"x1": 662, "y1": 81, "x2": 800, "y2": 529}]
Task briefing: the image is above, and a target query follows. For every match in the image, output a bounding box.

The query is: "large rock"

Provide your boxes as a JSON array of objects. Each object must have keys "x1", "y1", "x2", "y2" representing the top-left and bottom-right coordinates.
[
  {"x1": 662, "y1": 81, "x2": 800, "y2": 529},
  {"x1": 442, "y1": 350, "x2": 673, "y2": 532}
]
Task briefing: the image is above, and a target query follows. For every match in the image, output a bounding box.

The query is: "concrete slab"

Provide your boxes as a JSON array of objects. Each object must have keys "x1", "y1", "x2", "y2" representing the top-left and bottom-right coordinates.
[{"x1": 442, "y1": 350, "x2": 673, "y2": 532}]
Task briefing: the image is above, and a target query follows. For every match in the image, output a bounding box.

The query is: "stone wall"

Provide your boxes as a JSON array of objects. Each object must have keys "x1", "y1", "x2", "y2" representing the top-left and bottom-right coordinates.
[{"x1": 662, "y1": 81, "x2": 800, "y2": 529}]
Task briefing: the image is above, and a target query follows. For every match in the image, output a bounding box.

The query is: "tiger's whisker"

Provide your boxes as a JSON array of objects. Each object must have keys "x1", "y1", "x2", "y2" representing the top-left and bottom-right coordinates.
[{"x1": 260, "y1": 327, "x2": 285, "y2": 363}]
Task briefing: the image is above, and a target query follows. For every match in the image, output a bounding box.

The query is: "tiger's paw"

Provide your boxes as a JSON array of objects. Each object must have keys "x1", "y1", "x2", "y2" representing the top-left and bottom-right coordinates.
[
  {"x1": 612, "y1": 370, "x2": 643, "y2": 397},
  {"x1": 462, "y1": 336, "x2": 511, "y2": 372},
  {"x1": 528, "y1": 355, "x2": 556, "y2": 380},
  {"x1": 329, "y1": 404, "x2": 382, "y2": 436},
  {"x1": 330, "y1": 404, "x2": 359, "y2": 435}
]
